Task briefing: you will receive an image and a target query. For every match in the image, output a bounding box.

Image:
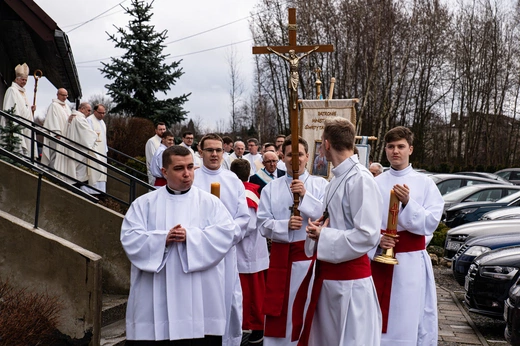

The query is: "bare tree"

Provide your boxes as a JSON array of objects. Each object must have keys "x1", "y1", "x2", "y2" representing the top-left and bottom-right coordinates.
[{"x1": 227, "y1": 47, "x2": 245, "y2": 134}]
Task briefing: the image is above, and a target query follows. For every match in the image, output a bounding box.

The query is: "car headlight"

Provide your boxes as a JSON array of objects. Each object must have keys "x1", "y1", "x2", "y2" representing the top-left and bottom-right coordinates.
[
  {"x1": 464, "y1": 246, "x2": 491, "y2": 257},
  {"x1": 480, "y1": 265, "x2": 518, "y2": 280},
  {"x1": 459, "y1": 208, "x2": 478, "y2": 215}
]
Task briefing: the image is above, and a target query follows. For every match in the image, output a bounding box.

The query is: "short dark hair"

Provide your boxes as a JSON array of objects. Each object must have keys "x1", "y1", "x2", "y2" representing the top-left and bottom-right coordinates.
[
  {"x1": 222, "y1": 136, "x2": 233, "y2": 145},
  {"x1": 93, "y1": 104, "x2": 105, "y2": 112},
  {"x1": 199, "y1": 133, "x2": 223, "y2": 149},
  {"x1": 162, "y1": 130, "x2": 174, "y2": 139},
  {"x1": 282, "y1": 135, "x2": 308, "y2": 155},
  {"x1": 230, "y1": 159, "x2": 250, "y2": 182},
  {"x1": 247, "y1": 138, "x2": 259, "y2": 146},
  {"x1": 323, "y1": 117, "x2": 356, "y2": 151},
  {"x1": 155, "y1": 122, "x2": 166, "y2": 128},
  {"x1": 163, "y1": 145, "x2": 192, "y2": 168},
  {"x1": 276, "y1": 134, "x2": 285, "y2": 140},
  {"x1": 384, "y1": 126, "x2": 414, "y2": 146},
  {"x1": 263, "y1": 142, "x2": 276, "y2": 151},
  {"x1": 182, "y1": 131, "x2": 194, "y2": 138}
]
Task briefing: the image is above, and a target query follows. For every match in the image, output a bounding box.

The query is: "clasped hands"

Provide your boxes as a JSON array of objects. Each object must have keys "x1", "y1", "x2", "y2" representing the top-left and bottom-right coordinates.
[
  {"x1": 305, "y1": 216, "x2": 330, "y2": 241},
  {"x1": 166, "y1": 224, "x2": 186, "y2": 245}
]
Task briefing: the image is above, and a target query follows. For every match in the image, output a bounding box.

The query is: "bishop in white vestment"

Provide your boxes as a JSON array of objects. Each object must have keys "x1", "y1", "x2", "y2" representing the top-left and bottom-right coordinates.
[
  {"x1": 2, "y1": 63, "x2": 38, "y2": 158},
  {"x1": 122, "y1": 146, "x2": 239, "y2": 343}
]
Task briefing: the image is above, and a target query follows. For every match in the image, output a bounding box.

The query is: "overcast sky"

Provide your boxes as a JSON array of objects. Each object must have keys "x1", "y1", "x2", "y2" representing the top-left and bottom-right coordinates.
[{"x1": 32, "y1": 0, "x2": 258, "y2": 131}]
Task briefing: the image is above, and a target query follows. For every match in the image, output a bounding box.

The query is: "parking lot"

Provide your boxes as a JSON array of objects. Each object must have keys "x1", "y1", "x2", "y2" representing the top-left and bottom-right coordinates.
[{"x1": 435, "y1": 265, "x2": 507, "y2": 345}]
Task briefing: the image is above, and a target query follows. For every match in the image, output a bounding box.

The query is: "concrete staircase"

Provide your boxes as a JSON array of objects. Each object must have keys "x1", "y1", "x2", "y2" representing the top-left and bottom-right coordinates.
[{"x1": 100, "y1": 295, "x2": 127, "y2": 346}]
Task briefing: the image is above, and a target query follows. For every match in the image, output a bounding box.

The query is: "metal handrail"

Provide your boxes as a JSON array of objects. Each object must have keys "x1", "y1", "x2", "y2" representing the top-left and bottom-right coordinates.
[{"x1": 0, "y1": 110, "x2": 154, "y2": 208}]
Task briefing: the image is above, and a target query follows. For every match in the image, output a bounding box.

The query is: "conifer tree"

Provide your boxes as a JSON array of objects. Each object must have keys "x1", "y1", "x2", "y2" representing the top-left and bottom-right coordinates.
[
  {"x1": 100, "y1": 0, "x2": 190, "y2": 125},
  {"x1": 0, "y1": 107, "x2": 22, "y2": 154}
]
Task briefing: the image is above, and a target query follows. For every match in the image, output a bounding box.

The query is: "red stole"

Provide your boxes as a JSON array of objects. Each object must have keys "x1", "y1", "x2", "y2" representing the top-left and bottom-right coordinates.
[
  {"x1": 291, "y1": 255, "x2": 372, "y2": 345},
  {"x1": 264, "y1": 241, "x2": 313, "y2": 337},
  {"x1": 371, "y1": 230, "x2": 425, "y2": 333}
]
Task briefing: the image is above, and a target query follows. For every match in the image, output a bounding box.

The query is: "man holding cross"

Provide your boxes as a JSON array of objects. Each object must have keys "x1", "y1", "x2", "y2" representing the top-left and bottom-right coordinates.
[{"x1": 257, "y1": 136, "x2": 327, "y2": 346}]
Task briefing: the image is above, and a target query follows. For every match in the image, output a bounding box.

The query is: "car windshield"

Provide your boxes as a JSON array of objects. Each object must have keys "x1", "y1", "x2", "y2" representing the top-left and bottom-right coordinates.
[
  {"x1": 443, "y1": 186, "x2": 482, "y2": 202},
  {"x1": 497, "y1": 190, "x2": 520, "y2": 203}
]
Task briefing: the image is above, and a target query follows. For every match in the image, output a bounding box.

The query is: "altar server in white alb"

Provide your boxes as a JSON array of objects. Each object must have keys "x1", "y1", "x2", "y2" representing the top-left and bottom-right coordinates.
[
  {"x1": 371, "y1": 126, "x2": 444, "y2": 345},
  {"x1": 2, "y1": 63, "x2": 38, "y2": 158},
  {"x1": 41, "y1": 88, "x2": 71, "y2": 168},
  {"x1": 121, "y1": 145, "x2": 239, "y2": 345},
  {"x1": 82, "y1": 104, "x2": 108, "y2": 194},
  {"x1": 193, "y1": 133, "x2": 250, "y2": 346},
  {"x1": 257, "y1": 136, "x2": 328, "y2": 346},
  {"x1": 295, "y1": 117, "x2": 382, "y2": 346}
]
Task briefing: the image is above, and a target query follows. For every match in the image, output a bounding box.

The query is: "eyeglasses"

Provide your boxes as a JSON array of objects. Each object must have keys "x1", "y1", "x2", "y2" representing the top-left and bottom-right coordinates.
[
  {"x1": 185, "y1": 137, "x2": 194, "y2": 140},
  {"x1": 263, "y1": 160, "x2": 278, "y2": 165},
  {"x1": 58, "y1": 93, "x2": 68, "y2": 97},
  {"x1": 202, "y1": 148, "x2": 223, "y2": 154}
]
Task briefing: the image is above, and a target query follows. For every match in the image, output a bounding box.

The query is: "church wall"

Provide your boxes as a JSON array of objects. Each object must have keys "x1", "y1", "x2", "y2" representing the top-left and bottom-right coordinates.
[
  {"x1": 0, "y1": 160, "x2": 130, "y2": 295},
  {"x1": 0, "y1": 210, "x2": 102, "y2": 344}
]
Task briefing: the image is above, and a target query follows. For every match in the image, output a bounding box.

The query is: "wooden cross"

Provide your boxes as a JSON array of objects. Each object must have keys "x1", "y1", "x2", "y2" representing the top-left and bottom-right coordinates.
[{"x1": 253, "y1": 8, "x2": 334, "y2": 216}]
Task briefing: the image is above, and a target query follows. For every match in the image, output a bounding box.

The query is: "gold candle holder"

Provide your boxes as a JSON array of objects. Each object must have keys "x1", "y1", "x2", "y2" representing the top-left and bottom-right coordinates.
[{"x1": 373, "y1": 189, "x2": 399, "y2": 265}]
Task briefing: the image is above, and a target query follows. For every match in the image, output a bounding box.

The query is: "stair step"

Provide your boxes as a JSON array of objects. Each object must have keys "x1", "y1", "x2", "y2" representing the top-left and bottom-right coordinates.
[
  {"x1": 100, "y1": 319, "x2": 126, "y2": 346},
  {"x1": 102, "y1": 294, "x2": 127, "y2": 327}
]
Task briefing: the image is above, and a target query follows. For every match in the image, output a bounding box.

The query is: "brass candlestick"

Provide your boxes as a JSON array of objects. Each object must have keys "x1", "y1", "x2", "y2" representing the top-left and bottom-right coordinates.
[{"x1": 373, "y1": 189, "x2": 399, "y2": 265}]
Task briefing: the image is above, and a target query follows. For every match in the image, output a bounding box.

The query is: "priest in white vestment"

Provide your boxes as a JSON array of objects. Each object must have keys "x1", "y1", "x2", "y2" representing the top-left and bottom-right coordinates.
[
  {"x1": 299, "y1": 117, "x2": 382, "y2": 346},
  {"x1": 371, "y1": 126, "x2": 444, "y2": 346},
  {"x1": 145, "y1": 122, "x2": 166, "y2": 185},
  {"x1": 122, "y1": 145, "x2": 239, "y2": 344},
  {"x1": 2, "y1": 63, "x2": 38, "y2": 158},
  {"x1": 193, "y1": 134, "x2": 250, "y2": 346},
  {"x1": 41, "y1": 88, "x2": 71, "y2": 169},
  {"x1": 257, "y1": 136, "x2": 328, "y2": 346},
  {"x1": 244, "y1": 138, "x2": 263, "y2": 176},
  {"x1": 82, "y1": 104, "x2": 108, "y2": 194},
  {"x1": 228, "y1": 141, "x2": 245, "y2": 164},
  {"x1": 54, "y1": 102, "x2": 97, "y2": 185}
]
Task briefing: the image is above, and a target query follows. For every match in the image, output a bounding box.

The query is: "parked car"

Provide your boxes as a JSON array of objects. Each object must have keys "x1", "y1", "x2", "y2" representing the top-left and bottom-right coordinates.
[
  {"x1": 457, "y1": 171, "x2": 511, "y2": 183},
  {"x1": 464, "y1": 246, "x2": 520, "y2": 318},
  {"x1": 480, "y1": 207, "x2": 520, "y2": 221},
  {"x1": 429, "y1": 174, "x2": 511, "y2": 196},
  {"x1": 495, "y1": 168, "x2": 520, "y2": 185},
  {"x1": 444, "y1": 219, "x2": 520, "y2": 260},
  {"x1": 442, "y1": 184, "x2": 520, "y2": 217},
  {"x1": 452, "y1": 232, "x2": 520, "y2": 285},
  {"x1": 505, "y1": 274, "x2": 520, "y2": 345},
  {"x1": 445, "y1": 191, "x2": 520, "y2": 228}
]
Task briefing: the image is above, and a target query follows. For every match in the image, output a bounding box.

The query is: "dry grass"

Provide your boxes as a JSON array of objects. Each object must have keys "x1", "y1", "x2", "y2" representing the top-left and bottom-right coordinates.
[{"x1": 0, "y1": 279, "x2": 61, "y2": 346}]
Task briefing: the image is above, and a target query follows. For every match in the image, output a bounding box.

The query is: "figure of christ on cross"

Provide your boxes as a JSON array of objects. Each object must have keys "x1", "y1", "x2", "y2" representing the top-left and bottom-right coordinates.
[
  {"x1": 267, "y1": 46, "x2": 319, "y2": 109},
  {"x1": 253, "y1": 7, "x2": 333, "y2": 215}
]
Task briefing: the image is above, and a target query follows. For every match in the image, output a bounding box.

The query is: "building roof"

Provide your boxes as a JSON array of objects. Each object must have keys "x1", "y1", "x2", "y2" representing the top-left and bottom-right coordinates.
[{"x1": 0, "y1": 0, "x2": 81, "y2": 102}]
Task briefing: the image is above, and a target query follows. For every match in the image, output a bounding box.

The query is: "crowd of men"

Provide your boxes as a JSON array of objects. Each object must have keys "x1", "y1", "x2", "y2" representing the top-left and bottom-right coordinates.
[
  {"x1": 2, "y1": 64, "x2": 444, "y2": 346},
  {"x1": 123, "y1": 117, "x2": 444, "y2": 346},
  {"x1": 2, "y1": 63, "x2": 108, "y2": 196}
]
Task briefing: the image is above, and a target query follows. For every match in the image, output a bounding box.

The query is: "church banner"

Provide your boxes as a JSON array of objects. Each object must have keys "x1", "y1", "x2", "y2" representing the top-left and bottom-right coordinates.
[{"x1": 299, "y1": 99, "x2": 358, "y2": 178}]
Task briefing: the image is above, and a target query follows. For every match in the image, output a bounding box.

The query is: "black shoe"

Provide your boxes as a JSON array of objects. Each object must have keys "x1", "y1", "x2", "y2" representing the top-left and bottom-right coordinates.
[{"x1": 249, "y1": 330, "x2": 263, "y2": 345}]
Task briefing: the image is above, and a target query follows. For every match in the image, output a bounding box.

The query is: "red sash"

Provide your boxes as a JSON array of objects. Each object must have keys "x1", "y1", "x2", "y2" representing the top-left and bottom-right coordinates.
[
  {"x1": 292, "y1": 255, "x2": 372, "y2": 345},
  {"x1": 371, "y1": 230, "x2": 425, "y2": 333},
  {"x1": 154, "y1": 177, "x2": 167, "y2": 186},
  {"x1": 264, "y1": 241, "x2": 313, "y2": 338}
]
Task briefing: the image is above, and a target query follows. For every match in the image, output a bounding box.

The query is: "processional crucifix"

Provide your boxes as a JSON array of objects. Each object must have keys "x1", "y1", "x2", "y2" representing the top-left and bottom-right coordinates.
[{"x1": 253, "y1": 8, "x2": 333, "y2": 216}]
